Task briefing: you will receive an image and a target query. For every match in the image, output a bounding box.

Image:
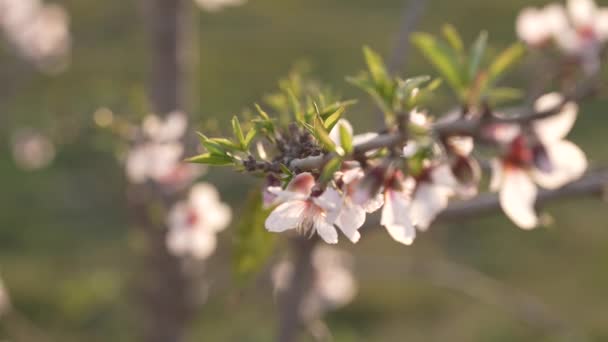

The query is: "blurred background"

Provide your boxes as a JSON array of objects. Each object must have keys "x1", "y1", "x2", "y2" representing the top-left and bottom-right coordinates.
[{"x1": 1, "y1": 0, "x2": 608, "y2": 341}]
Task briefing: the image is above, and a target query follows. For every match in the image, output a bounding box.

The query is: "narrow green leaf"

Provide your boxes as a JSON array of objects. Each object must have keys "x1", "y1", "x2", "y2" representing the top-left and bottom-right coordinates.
[
  {"x1": 411, "y1": 33, "x2": 464, "y2": 95},
  {"x1": 279, "y1": 163, "x2": 294, "y2": 177},
  {"x1": 244, "y1": 128, "x2": 257, "y2": 148},
  {"x1": 486, "y1": 87, "x2": 524, "y2": 104},
  {"x1": 196, "y1": 133, "x2": 226, "y2": 155},
  {"x1": 211, "y1": 137, "x2": 242, "y2": 151},
  {"x1": 287, "y1": 89, "x2": 303, "y2": 122},
  {"x1": 362, "y1": 46, "x2": 389, "y2": 86},
  {"x1": 339, "y1": 122, "x2": 353, "y2": 154},
  {"x1": 320, "y1": 156, "x2": 343, "y2": 183},
  {"x1": 323, "y1": 107, "x2": 345, "y2": 132},
  {"x1": 254, "y1": 103, "x2": 270, "y2": 120},
  {"x1": 233, "y1": 191, "x2": 276, "y2": 286},
  {"x1": 468, "y1": 31, "x2": 488, "y2": 81},
  {"x1": 186, "y1": 153, "x2": 234, "y2": 165},
  {"x1": 442, "y1": 24, "x2": 464, "y2": 56},
  {"x1": 486, "y1": 42, "x2": 526, "y2": 88},
  {"x1": 232, "y1": 116, "x2": 246, "y2": 148},
  {"x1": 314, "y1": 116, "x2": 337, "y2": 153}
]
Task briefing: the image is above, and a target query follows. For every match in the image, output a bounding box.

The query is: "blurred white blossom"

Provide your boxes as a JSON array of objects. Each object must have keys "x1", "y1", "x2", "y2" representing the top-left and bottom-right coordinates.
[
  {"x1": 125, "y1": 112, "x2": 204, "y2": 187},
  {"x1": 490, "y1": 93, "x2": 587, "y2": 229},
  {"x1": 272, "y1": 246, "x2": 357, "y2": 321},
  {"x1": 0, "y1": 0, "x2": 70, "y2": 72},
  {"x1": 517, "y1": 0, "x2": 608, "y2": 73},
  {"x1": 11, "y1": 128, "x2": 55, "y2": 171},
  {"x1": 166, "y1": 183, "x2": 232, "y2": 259},
  {"x1": 193, "y1": 0, "x2": 246, "y2": 12}
]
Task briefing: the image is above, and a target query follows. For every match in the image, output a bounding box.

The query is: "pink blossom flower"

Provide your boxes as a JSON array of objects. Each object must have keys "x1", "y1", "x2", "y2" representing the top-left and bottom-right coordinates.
[
  {"x1": 166, "y1": 183, "x2": 232, "y2": 259},
  {"x1": 490, "y1": 93, "x2": 587, "y2": 229},
  {"x1": 264, "y1": 173, "x2": 349, "y2": 244},
  {"x1": 409, "y1": 164, "x2": 458, "y2": 231}
]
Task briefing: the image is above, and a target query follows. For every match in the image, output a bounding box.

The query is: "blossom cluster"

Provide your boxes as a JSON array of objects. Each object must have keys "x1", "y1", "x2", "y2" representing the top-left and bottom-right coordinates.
[
  {"x1": 517, "y1": 0, "x2": 608, "y2": 73},
  {"x1": 188, "y1": 0, "x2": 601, "y2": 247},
  {"x1": 0, "y1": 0, "x2": 70, "y2": 72}
]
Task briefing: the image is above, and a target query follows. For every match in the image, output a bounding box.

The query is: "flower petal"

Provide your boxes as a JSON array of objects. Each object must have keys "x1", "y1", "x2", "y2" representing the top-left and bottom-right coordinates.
[
  {"x1": 314, "y1": 216, "x2": 339, "y2": 244},
  {"x1": 189, "y1": 230, "x2": 218, "y2": 260},
  {"x1": 500, "y1": 168, "x2": 538, "y2": 229},
  {"x1": 516, "y1": 7, "x2": 552, "y2": 45},
  {"x1": 410, "y1": 183, "x2": 451, "y2": 231},
  {"x1": 594, "y1": 9, "x2": 608, "y2": 41},
  {"x1": 531, "y1": 140, "x2": 587, "y2": 189},
  {"x1": 329, "y1": 119, "x2": 354, "y2": 147},
  {"x1": 533, "y1": 93, "x2": 578, "y2": 143},
  {"x1": 265, "y1": 201, "x2": 307, "y2": 232},
  {"x1": 381, "y1": 190, "x2": 415, "y2": 245},
  {"x1": 568, "y1": 0, "x2": 597, "y2": 28},
  {"x1": 362, "y1": 192, "x2": 384, "y2": 213},
  {"x1": 312, "y1": 187, "x2": 342, "y2": 223},
  {"x1": 335, "y1": 202, "x2": 365, "y2": 243},
  {"x1": 490, "y1": 158, "x2": 504, "y2": 192},
  {"x1": 286, "y1": 172, "x2": 315, "y2": 196}
]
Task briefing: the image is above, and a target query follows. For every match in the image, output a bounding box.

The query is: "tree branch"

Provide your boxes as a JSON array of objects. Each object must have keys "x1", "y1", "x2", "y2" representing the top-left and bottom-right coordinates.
[{"x1": 438, "y1": 168, "x2": 608, "y2": 222}]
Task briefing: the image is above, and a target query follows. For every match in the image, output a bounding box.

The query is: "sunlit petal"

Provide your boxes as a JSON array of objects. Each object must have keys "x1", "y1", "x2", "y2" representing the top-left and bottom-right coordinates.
[
  {"x1": 500, "y1": 168, "x2": 538, "y2": 229},
  {"x1": 314, "y1": 216, "x2": 339, "y2": 244},
  {"x1": 410, "y1": 183, "x2": 451, "y2": 231},
  {"x1": 531, "y1": 140, "x2": 587, "y2": 189},
  {"x1": 335, "y1": 202, "x2": 365, "y2": 243},
  {"x1": 568, "y1": 0, "x2": 597, "y2": 28},
  {"x1": 265, "y1": 201, "x2": 307, "y2": 232},
  {"x1": 381, "y1": 190, "x2": 415, "y2": 245},
  {"x1": 533, "y1": 93, "x2": 578, "y2": 143},
  {"x1": 286, "y1": 172, "x2": 315, "y2": 196}
]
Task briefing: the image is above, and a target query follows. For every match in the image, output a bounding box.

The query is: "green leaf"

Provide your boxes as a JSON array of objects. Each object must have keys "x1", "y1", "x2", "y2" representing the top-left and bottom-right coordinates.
[
  {"x1": 233, "y1": 191, "x2": 276, "y2": 286},
  {"x1": 279, "y1": 163, "x2": 294, "y2": 177},
  {"x1": 442, "y1": 24, "x2": 464, "y2": 57},
  {"x1": 254, "y1": 103, "x2": 270, "y2": 120},
  {"x1": 186, "y1": 153, "x2": 234, "y2": 165},
  {"x1": 314, "y1": 116, "x2": 337, "y2": 153},
  {"x1": 320, "y1": 156, "x2": 343, "y2": 183},
  {"x1": 339, "y1": 122, "x2": 353, "y2": 154},
  {"x1": 287, "y1": 89, "x2": 303, "y2": 122},
  {"x1": 211, "y1": 137, "x2": 242, "y2": 151},
  {"x1": 485, "y1": 42, "x2": 526, "y2": 88},
  {"x1": 197, "y1": 133, "x2": 226, "y2": 155},
  {"x1": 363, "y1": 46, "x2": 389, "y2": 86},
  {"x1": 244, "y1": 128, "x2": 257, "y2": 149},
  {"x1": 468, "y1": 31, "x2": 488, "y2": 81},
  {"x1": 411, "y1": 33, "x2": 464, "y2": 95},
  {"x1": 323, "y1": 107, "x2": 345, "y2": 132},
  {"x1": 232, "y1": 116, "x2": 246, "y2": 149}
]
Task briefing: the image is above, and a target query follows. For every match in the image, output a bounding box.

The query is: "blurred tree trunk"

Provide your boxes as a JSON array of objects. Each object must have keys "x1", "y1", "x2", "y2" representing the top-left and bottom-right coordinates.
[
  {"x1": 134, "y1": 1, "x2": 193, "y2": 342},
  {"x1": 277, "y1": 237, "x2": 317, "y2": 342}
]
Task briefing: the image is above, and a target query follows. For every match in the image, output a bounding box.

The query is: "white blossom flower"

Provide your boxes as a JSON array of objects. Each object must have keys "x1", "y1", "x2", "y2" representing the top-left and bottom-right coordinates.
[
  {"x1": 409, "y1": 164, "x2": 457, "y2": 231},
  {"x1": 193, "y1": 0, "x2": 247, "y2": 12},
  {"x1": 0, "y1": 0, "x2": 70, "y2": 72},
  {"x1": 125, "y1": 112, "x2": 203, "y2": 186},
  {"x1": 490, "y1": 93, "x2": 587, "y2": 229},
  {"x1": 166, "y1": 183, "x2": 232, "y2": 259},
  {"x1": 379, "y1": 170, "x2": 416, "y2": 245},
  {"x1": 333, "y1": 164, "x2": 384, "y2": 243},
  {"x1": 272, "y1": 246, "x2": 357, "y2": 321},
  {"x1": 517, "y1": 5, "x2": 568, "y2": 46},
  {"x1": 265, "y1": 173, "x2": 352, "y2": 244},
  {"x1": 11, "y1": 128, "x2": 55, "y2": 171}
]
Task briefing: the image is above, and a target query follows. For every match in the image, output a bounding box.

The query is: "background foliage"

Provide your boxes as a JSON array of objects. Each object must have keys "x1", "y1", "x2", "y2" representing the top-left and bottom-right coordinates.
[{"x1": 0, "y1": 0, "x2": 607, "y2": 341}]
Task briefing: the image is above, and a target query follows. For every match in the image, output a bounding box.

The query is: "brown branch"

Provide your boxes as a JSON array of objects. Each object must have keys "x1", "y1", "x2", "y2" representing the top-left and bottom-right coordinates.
[
  {"x1": 438, "y1": 168, "x2": 608, "y2": 222},
  {"x1": 289, "y1": 75, "x2": 601, "y2": 172}
]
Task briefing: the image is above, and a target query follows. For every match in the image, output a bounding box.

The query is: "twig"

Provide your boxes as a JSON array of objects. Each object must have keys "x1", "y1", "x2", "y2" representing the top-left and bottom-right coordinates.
[
  {"x1": 289, "y1": 75, "x2": 600, "y2": 172},
  {"x1": 439, "y1": 168, "x2": 608, "y2": 222}
]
